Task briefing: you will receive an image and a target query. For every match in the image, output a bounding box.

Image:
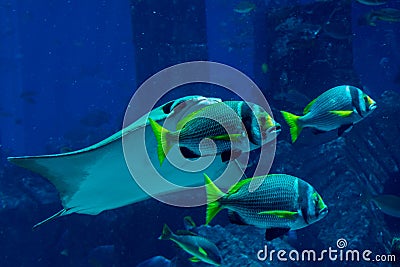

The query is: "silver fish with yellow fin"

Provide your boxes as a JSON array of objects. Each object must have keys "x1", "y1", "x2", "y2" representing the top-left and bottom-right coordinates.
[
  {"x1": 280, "y1": 85, "x2": 377, "y2": 143},
  {"x1": 149, "y1": 101, "x2": 281, "y2": 165},
  {"x1": 362, "y1": 192, "x2": 400, "y2": 218},
  {"x1": 159, "y1": 224, "x2": 222, "y2": 266},
  {"x1": 356, "y1": 0, "x2": 387, "y2": 6},
  {"x1": 205, "y1": 174, "x2": 328, "y2": 241},
  {"x1": 365, "y1": 8, "x2": 400, "y2": 26}
]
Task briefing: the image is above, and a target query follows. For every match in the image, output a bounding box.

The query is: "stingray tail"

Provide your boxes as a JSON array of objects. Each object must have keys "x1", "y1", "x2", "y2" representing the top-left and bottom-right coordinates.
[
  {"x1": 148, "y1": 118, "x2": 177, "y2": 165},
  {"x1": 32, "y1": 209, "x2": 67, "y2": 229}
]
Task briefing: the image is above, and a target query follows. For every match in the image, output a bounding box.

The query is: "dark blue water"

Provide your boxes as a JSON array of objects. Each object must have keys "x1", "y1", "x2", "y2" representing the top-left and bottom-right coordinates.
[{"x1": 1, "y1": 0, "x2": 400, "y2": 266}]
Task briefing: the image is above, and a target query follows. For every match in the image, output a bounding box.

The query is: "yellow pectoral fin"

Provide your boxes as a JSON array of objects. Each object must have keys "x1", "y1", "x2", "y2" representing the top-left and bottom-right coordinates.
[
  {"x1": 329, "y1": 110, "x2": 353, "y2": 117},
  {"x1": 198, "y1": 247, "x2": 208, "y2": 256},
  {"x1": 258, "y1": 210, "x2": 298, "y2": 220},
  {"x1": 189, "y1": 256, "x2": 201, "y2": 263},
  {"x1": 210, "y1": 134, "x2": 243, "y2": 141}
]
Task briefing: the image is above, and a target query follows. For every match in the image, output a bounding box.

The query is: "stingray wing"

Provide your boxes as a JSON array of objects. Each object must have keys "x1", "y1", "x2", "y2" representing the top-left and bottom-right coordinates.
[{"x1": 8, "y1": 96, "x2": 244, "y2": 226}]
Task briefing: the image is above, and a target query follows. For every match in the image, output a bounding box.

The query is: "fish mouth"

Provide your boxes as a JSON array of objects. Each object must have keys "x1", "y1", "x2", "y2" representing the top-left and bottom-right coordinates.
[
  {"x1": 369, "y1": 103, "x2": 377, "y2": 111},
  {"x1": 267, "y1": 124, "x2": 281, "y2": 135},
  {"x1": 319, "y1": 206, "x2": 328, "y2": 217}
]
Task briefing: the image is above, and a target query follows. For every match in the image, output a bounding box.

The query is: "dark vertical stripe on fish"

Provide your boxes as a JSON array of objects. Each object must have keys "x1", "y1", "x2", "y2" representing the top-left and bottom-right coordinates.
[
  {"x1": 349, "y1": 86, "x2": 363, "y2": 117},
  {"x1": 297, "y1": 179, "x2": 310, "y2": 225},
  {"x1": 240, "y1": 102, "x2": 261, "y2": 145}
]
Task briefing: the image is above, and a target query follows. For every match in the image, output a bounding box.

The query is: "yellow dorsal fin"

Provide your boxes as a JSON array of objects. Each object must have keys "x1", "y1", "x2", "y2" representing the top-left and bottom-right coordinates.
[
  {"x1": 303, "y1": 97, "x2": 318, "y2": 115},
  {"x1": 329, "y1": 110, "x2": 353, "y2": 117},
  {"x1": 227, "y1": 176, "x2": 265, "y2": 195},
  {"x1": 176, "y1": 102, "x2": 229, "y2": 130},
  {"x1": 176, "y1": 104, "x2": 214, "y2": 130}
]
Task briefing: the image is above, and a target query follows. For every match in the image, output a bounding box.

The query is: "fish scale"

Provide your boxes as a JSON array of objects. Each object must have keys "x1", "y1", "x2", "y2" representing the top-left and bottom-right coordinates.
[
  {"x1": 281, "y1": 85, "x2": 376, "y2": 143},
  {"x1": 178, "y1": 118, "x2": 239, "y2": 154},
  {"x1": 178, "y1": 102, "x2": 246, "y2": 154},
  {"x1": 150, "y1": 100, "x2": 281, "y2": 165},
  {"x1": 221, "y1": 175, "x2": 298, "y2": 228},
  {"x1": 205, "y1": 173, "x2": 328, "y2": 240},
  {"x1": 301, "y1": 86, "x2": 356, "y2": 130}
]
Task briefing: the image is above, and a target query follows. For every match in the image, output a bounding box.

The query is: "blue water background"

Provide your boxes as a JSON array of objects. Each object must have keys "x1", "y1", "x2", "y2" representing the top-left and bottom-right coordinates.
[{"x1": 1, "y1": 0, "x2": 400, "y2": 266}]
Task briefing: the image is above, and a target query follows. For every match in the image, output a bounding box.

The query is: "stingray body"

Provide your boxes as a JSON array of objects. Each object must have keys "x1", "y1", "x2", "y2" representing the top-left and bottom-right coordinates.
[{"x1": 8, "y1": 96, "x2": 245, "y2": 227}]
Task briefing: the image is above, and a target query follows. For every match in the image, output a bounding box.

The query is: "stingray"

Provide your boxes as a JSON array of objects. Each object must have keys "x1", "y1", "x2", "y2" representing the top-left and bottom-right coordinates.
[{"x1": 8, "y1": 96, "x2": 245, "y2": 228}]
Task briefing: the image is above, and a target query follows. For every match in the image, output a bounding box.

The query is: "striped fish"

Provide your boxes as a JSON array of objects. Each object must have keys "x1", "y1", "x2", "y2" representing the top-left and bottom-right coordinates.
[
  {"x1": 149, "y1": 101, "x2": 281, "y2": 165},
  {"x1": 159, "y1": 224, "x2": 222, "y2": 265},
  {"x1": 280, "y1": 85, "x2": 377, "y2": 143},
  {"x1": 205, "y1": 174, "x2": 328, "y2": 241}
]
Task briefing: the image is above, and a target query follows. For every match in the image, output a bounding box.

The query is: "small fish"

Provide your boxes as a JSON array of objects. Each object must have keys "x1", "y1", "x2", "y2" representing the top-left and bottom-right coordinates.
[
  {"x1": 20, "y1": 90, "x2": 38, "y2": 104},
  {"x1": 159, "y1": 224, "x2": 222, "y2": 266},
  {"x1": 280, "y1": 85, "x2": 377, "y2": 143},
  {"x1": 205, "y1": 173, "x2": 328, "y2": 241},
  {"x1": 149, "y1": 101, "x2": 281, "y2": 165},
  {"x1": 233, "y1": 1, "x2": 256, "y2": 14},
  {"x1": 261, "y1": 63, "x2": 268, "y2": 74},
  {"x1": 322, "y1": 22, "x2": 352, "y2": 41},
  {"x1": 365, "y1": 8, "x2": 400, "y2": 26},
  {"x1": 356, "y1": 0, "x2": 387, "y2": 6},
  {"x1": 364, "y1": 193, "x2": 400, "y2": 218},
  {"x1": 183, "y1": 216, "x2": 196, "y2": 231}
]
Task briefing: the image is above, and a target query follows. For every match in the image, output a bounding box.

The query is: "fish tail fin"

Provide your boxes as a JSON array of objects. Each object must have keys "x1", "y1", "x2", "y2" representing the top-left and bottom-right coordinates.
[
  {"x1": 159, "y1": 224, "x2": 173, "y2": 240},
  {"x1": 183, "y1": 216, "x2": 196, "y2": 230},
  {"x1": 148, "y1": 118, "x2": 176, "y2": 165},
  {"x1": 204, "y1": 174, "x2": 225, "y2": 225},
  {"x1": 280, "y1": 111, "x2": 302, "y2": 143}
]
